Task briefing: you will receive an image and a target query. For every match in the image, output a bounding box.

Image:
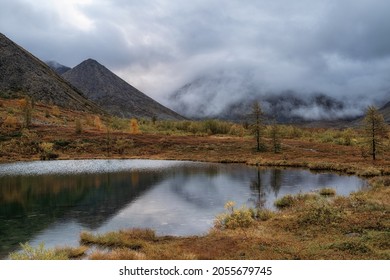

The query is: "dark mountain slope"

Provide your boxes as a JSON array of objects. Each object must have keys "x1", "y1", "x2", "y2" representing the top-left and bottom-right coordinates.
[
  {"x1": 379, "y1": 101, "x2": 390, "y2": 123},
  {"x1": 0, "y1": 33, "x2": 103, "y2": 113},
  {"x1": 62, "y1": 59, "x2": 184, "y2": 120}
]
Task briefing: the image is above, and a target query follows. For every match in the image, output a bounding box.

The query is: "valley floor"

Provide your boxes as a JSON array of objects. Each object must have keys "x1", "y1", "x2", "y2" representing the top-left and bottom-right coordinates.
[
  {"x1": 1, "y1": 125, "x2": 389, "y2": 177},
  {"x1": 1, "y1": 98, "x2": 389, "y2": 260}
]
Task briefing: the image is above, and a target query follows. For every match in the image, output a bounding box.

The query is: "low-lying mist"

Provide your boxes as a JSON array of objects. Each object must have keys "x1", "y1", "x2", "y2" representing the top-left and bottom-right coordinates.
[{"x1": 168, "y1": 71, "x2": 388, "y2": 122}]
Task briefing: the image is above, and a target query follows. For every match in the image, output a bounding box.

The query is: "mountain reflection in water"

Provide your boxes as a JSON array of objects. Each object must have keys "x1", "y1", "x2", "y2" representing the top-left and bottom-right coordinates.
[{"x1": 0, "y1": 159, "x2": 366, "y2": 259}]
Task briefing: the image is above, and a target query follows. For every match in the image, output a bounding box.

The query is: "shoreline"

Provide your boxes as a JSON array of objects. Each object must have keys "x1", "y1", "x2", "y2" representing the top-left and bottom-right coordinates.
[{"x1": 1, "y1": 153, "x2": 388, "y2": 178}]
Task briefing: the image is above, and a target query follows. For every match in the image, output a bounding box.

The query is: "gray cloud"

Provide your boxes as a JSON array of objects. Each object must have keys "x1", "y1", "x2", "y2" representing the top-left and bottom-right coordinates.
[{"x1": 1, "y1": 0, "x2": 389, "y2": 117}]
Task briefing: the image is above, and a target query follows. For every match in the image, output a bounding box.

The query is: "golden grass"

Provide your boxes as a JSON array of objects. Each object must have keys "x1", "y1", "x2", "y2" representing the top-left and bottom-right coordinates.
[
  {"x1": 54, "y1": 177, "x2": 388, "y2": 260},
  {"x1": 55, "y1": 246, "x2": 88, "y2": 259},
  {"x1": 2, "y1": 97, "x2": 390, "y2": 260}
]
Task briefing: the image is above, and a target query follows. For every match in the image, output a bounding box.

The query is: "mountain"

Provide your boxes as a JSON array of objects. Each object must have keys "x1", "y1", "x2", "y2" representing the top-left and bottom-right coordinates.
[
  {"x1": 62, "y1": 59, "x2": 184, "y2": 120},
  {"x1": 169, "y1": 76, "x2": 373, "y2": 124},
  {"x1": 379, "y1": 101, "x2": 390, "y2": 123},
  {"x1": 0, "y1": 33, "x2": 103, "y2": 113},
  {"x1": 46, "y1": 60, "x2": 71, "y2": 75}
]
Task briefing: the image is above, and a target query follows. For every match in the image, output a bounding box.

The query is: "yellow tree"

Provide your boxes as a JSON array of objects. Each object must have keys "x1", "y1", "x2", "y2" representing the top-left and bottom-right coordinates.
[
  {"x1": 130, "y1": 118, "x2": 140, "y2": 134},
  {"x1": 93, "y1": 115, "x2": 103, "y2": 130},
  {"x1": 20, "y1": 97, "x2": 33, "y2": 128}
]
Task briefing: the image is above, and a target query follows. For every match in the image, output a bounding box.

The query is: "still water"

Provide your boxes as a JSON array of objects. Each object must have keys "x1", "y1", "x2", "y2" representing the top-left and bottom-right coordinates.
[{"x1": 0, "y1": 159, "x2": 366, "y2": 258}]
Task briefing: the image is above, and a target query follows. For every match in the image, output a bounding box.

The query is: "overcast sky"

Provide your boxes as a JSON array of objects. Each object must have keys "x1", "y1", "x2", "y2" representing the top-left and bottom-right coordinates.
[{"x1": 1, "y1": 0, "x2": 390, "y2": 108}]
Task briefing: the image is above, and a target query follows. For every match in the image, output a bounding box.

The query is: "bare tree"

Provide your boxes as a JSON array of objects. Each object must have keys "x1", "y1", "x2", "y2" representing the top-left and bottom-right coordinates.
[{"x1": 362, "y1": 106, "x2": 388, "y2": 160}]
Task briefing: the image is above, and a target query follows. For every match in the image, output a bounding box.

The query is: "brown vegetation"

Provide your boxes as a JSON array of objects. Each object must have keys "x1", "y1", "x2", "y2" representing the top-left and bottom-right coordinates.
[
  {"x1": 1, "y1": 97, "x2": 389, "y2": 260},
  {"x1": 33, "y1": 177, "x2": 386, "y2": 260}
]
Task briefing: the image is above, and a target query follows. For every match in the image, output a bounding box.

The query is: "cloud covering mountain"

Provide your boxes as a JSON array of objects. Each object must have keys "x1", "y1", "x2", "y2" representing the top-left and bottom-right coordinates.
[{"x1": 1, "y1": 0, "x2": 389, "y2": 116}]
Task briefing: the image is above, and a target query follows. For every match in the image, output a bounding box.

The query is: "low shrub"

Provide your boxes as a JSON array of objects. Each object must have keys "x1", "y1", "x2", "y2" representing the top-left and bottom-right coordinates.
[
  {"x1": 329, "y1": 240, "x2": 372, "y2": 255},
  {"x1": 115, "y1": 138, "x2": 134, "y2": 154},
  {"x1": 53, "y1": 139, "x2": 71, "y2": 149},
  {"x1": 39, "y1": 142, "x2": 59, "y2": 160},
  {"x1": 253, "y1": 208, "x2": 274, "y2": 221},
  {"x1": 356, "y1": 167, "x2": 382, "y2": 177},
  {"x1": 298, "y1": 200, "x2": 343, "y2": 226},
  {"x1": 215, "y1": 201, "x2": 255, "y2": 230},
  {"x1": 319, "y1": 187, "x2": 336, "y2": 196},
  {"x1": 274, "y1": 195, "x2": 296, "y2": 209}
]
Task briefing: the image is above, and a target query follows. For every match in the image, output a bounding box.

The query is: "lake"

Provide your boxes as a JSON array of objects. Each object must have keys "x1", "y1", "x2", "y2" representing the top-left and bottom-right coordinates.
[{"x1": 0, "y1": 159, "x2": 367, "y2": 258}]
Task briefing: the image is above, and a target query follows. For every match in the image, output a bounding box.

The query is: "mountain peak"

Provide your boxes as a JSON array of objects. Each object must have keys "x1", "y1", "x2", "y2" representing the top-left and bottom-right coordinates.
[
  {"x1": 62, "y1": 60, "x2": 185, "y2": 120},
  {"x1": 83, "y1": 58, "x2": 100, "y2": 65},
  {"x1": 0, "y1": 33, "x2": 104, "y2": 113}
]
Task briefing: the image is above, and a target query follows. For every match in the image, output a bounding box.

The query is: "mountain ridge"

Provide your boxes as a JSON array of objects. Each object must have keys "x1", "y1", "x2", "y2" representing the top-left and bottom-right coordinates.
[
  {"x1": 0, "y1": 33, "x2": 104, "y2": 114},
  {"x1": 169, "y1": 75, "x2": 388, "y2": 124},
  {"x1": 62, "y1": 59, "x2": 185, "y2": 120},
  {"x1": 379, "y1": 101, "x2": 390, "y2": 123}
]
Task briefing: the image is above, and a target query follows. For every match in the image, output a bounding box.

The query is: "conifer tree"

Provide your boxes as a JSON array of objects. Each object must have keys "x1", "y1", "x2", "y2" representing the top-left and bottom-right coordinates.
[
  {"x1": 362, "y1": 106, "x2": 387, "y2": 160},
  {"x1": 249, "y1": 101, "x2": 266, "y2": 152},
  {"x1": 270, "y1": 121, "x2": 281, "y2": 153}
]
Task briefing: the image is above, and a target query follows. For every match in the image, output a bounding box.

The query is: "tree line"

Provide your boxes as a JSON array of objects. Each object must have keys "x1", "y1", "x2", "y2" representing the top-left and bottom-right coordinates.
[{"x1": 249, "y1": 101, "x2": 388, "y2": 160}]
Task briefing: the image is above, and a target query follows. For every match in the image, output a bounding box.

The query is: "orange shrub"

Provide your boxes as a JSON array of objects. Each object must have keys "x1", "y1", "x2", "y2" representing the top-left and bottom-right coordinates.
[
  {"x1": 3, "y1": 115, "x2": 19, "y2": 128},
  {"x1": 130, "y1": 118, "x2": 140, "y2": 134},
  {"x1": 94, "y1": 116, "x2": 104, "y2": 130}
]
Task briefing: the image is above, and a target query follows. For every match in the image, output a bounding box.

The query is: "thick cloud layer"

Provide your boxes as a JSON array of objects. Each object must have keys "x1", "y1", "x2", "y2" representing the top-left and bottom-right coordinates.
[{"x1": 1, "y1": 0, "x2": 389, "y2": 117}]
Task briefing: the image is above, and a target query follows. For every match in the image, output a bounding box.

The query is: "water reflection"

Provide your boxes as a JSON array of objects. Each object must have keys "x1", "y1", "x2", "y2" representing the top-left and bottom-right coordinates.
[{"x1": 0, "y1": 160, "x2": 366, "y2": 259}]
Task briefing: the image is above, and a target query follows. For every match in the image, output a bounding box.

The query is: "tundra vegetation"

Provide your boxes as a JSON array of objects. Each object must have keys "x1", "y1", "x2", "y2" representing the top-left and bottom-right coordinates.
[
  {"x1": 1, "y1": 96, "x2": 389, "y2": 260},
  {"x1": 9, "y1": 176, "x2": 390, "y2": 260}
]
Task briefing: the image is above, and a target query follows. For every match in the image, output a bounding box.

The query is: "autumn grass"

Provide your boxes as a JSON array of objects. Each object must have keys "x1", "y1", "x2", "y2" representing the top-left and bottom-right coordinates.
[
  {"x1": 9, "y1": 243, "x2": 68, "y2": 260},
  {"x1": 55, "y1": 246, "x2": 89, "y2": 259},
  {"x1": 39, "y1": 176, "x2": 384, "y2": 260},
  {"x1": 2, "y1": 97, "x2": 390, "y2": 260},
  {"x1": 9, "y1": 176, "x2": 389, "y2": 260},
  {"x1": 1, "y1": 97, "x2": 389, "y2": 180},
  {"x1": 9, "y1": 242, "x2": 89, "y2": 260},
  {"x1": 80, "y1": 228, "x2": 155, "y2": 250}
]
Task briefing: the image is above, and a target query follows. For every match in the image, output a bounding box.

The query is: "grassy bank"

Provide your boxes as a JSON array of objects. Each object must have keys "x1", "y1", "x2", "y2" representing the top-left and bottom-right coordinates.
[
  {"x1": 10, "y1": 176, "x2": 389, "y2": 260},
  {"x1": 2, "y1": 97, "x2": 389, "y2": 260}
]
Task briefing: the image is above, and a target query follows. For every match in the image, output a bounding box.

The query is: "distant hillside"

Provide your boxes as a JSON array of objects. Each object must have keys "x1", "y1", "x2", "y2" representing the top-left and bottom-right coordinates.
[
  {"x1": 0, "y1": 33, "x2": 103, "y2": 113},
  {"x1": 379, "y1": 101, "x2": 390, "y2": 123},
  {"x1": 62, "y1": 59, "x2": 184, "y2": 120},
  {"x1": 46, "y1": 61, "x2": 71, "y2": 75},
  {"x1": 169, "y1": 76, "x2": 360, "y2": 124}
]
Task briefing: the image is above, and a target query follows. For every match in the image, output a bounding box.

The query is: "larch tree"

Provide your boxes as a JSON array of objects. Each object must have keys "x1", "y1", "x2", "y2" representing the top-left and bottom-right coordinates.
[
  {"x1": 362, "y1": 106, "x2": 388, "y2": 160},
  {"x1": 270, "y1": 121, "x2": 281, "y2": 153},
  {"x1": 22, "y1": 97, "x2": 33, "y2": 128},
  {"x1": 249, "y1": 101, "x2": 266, "y2": 152}
]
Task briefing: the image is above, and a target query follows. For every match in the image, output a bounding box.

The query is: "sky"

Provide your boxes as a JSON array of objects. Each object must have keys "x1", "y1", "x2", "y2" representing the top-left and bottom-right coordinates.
[{"x1": 1, "y1": 0, "x2": 390, "y2": 118}]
